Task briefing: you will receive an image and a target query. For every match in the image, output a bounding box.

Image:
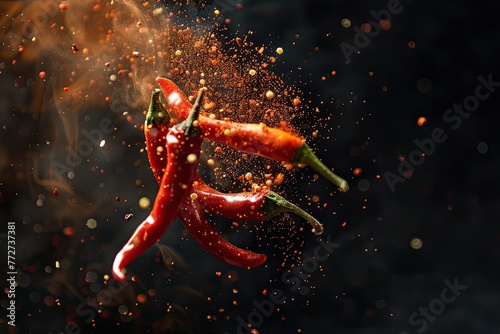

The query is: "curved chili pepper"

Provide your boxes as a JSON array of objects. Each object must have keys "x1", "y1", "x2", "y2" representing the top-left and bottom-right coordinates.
[
  {"x1": 194, "y1": 178, "x2": 323, "y2": 235},
  {"x1": 145, "y1": 89, "x2": 267, "y2": 267},
  {"x1": 156, "y1": 77, "x2": 349, "y2": 192},
  {"x1": 146, "y1": 91, "x2": 323, "y2": 234},
  {"x1": 112, "y1": 89, "x2": 204, "y2": 281},
  {"x1": 178, "y1": 195, "x2": 267, "y2": 268}
]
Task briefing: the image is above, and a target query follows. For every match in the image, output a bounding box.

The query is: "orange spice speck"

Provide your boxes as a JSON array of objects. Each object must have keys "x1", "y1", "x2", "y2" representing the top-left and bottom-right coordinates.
[{"x1": 417, "y1": 117, "x2": 427, "y2": 126}]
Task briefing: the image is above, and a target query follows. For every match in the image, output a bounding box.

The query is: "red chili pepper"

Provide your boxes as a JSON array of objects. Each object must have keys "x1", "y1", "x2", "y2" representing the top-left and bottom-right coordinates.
[
  {"x1": 178, "y1": 194, "x2": 267, "y2": 268},
  {"x1": 194, "y1": 177, "x2": 323, "y2": 234},
  {"x1": 156, "y1": 77, "x2": 349, "y2": 192},
  {"x1": 144, "y1": 89, "x2": 267, "y2": 267},
  {"x1": 146, "y1": 91, "x2": 323, "y2": 234},
  {"x1": 144, "y1": 89, "x2": 173, "y2": 182},
  {"x1": 112, "y1": 89, "x2": 204, "y2": 281}
]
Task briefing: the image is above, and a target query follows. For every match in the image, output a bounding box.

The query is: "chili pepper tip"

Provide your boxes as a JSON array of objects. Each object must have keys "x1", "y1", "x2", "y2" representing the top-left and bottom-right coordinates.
[
  {"x1": 292, "y1": 142, "x2": 349, "y2": 192},
  {"x1": 112, "y1": 253, "x2": 127, "y2": 281},
  {"x1": 263, "y1": 191, "x2": 324, "y2": 235}
]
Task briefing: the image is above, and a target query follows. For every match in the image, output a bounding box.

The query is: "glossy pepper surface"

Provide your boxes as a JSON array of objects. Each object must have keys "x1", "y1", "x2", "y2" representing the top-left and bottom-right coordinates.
[
  {"x1": 112, "y1": 89, "x2": 204, "y2": 281},
  {"x1": 156, "y1": 77, "x2": 349, "y2": 192}
]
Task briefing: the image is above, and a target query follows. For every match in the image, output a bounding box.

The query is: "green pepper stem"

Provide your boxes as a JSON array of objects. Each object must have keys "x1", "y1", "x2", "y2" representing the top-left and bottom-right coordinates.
[
  {"x1": 292, "y1": 142, "x2": 349, "y2": 192},
  {"x1": 262, "y1": 191, "x2": 324, "y2": 235},
  {"x1": 146, "y1": 89, "x2": 170, "y2": 126},
  {"x1": 179, "y1": 88, "x2": 204, "y2": 136}
]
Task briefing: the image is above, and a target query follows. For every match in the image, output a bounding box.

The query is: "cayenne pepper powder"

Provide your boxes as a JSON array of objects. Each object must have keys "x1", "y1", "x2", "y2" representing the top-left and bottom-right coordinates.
[
  {"x1": 156, "y1": 77, "x2": 349, "y2": 192},
  {"x1": 146, "y1": 90, "x2": 323, "y2": 234}
]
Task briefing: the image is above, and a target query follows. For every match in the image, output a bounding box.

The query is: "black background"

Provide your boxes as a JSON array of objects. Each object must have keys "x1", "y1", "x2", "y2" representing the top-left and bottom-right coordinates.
[{"x1": 1, "y1": 0, "x2": 499, "y2": 333}]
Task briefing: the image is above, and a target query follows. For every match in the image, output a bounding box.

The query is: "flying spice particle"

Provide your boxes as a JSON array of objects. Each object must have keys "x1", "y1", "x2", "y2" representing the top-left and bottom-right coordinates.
[
  {"x1": 59, "y1": 1, "x2": 68, "y2": 11},
  {"x1": 417, "y1": 117, "x2": 427, "y2": 126},
  {"x1": 341, "y1": 18, "x2": 351, "y2": 28},
  {"x1": 265, "y1": 90, "x2": 275, "y2": 99},
  {"x1": 410, "y1": 237, "x2": 423, "y2": 250}
]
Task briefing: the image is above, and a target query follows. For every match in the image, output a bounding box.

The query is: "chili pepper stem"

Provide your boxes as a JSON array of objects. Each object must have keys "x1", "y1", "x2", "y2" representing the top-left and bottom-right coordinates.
[
  {"x1": 292, "y1": 142, "x2": 349, "y2": 192},
  {"x1": 262, "y1": 191, "x2": 324, "y2": 235},
  {"x1": 179, "y1": 88, "x2": 204, "y2": 136},
  {"x1": 146, "y1": 89, "x2": 169, "y2": 126}
]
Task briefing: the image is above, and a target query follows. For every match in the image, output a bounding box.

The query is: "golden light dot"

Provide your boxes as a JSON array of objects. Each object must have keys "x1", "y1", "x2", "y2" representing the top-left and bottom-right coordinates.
[
  {"x1": 187, "y1": 153, "x2": 198, "y2": 164},
  {"x1": 276, "y1": 47, "x2": 283, "y2": 55},
  {"x1": 245, "y1": 172, "x2": 253, "y2": 181},
  {"x1": 265, "y1": 90, "x2": 275, "y2": 99},
  {"x1": 341, "y1": 18, "x2": 351, "y2": 28},
  {"x1": 86, "y1": 218, "x2": 97, "y2": 229},
  {"x1": 249, "y1": 69, "x2": 256, "y2": 76},
  {"x1": 139, "y1": 197, "x2": 150, "y2": 209},
  {"x1": 175, "y1": 49, "x2": 182, "y2": 56},
  {"x1": 252, "y1": 184, "x2": 261, "y2": 192},
  {"x1": 410, "y1": 237, "x2": 423, "y2": 250}
]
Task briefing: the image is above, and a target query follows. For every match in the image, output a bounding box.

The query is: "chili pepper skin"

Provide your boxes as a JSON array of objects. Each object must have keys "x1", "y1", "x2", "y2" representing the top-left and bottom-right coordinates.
[
  {"x1": 145, "y1": 89, "x2": 173, "y2": 183},
  {"x1": 178, "y1": 195, "x2": 267, "y2": 268},
  {"x1": 146, "y1": 91, "x2": 323, "y2": 234},
  {"x1": 112, "y1": 90, "x2": 204, "y2": 281},
  {"x1": 156, "y1": 77, "x2": 349, "y2": 192},
  {"x1": 194, "y1": 178, "x2": 323, "y2": 235},
  {"x1": 143, "y1": 90, "x2": 267, "y2": 268}
]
